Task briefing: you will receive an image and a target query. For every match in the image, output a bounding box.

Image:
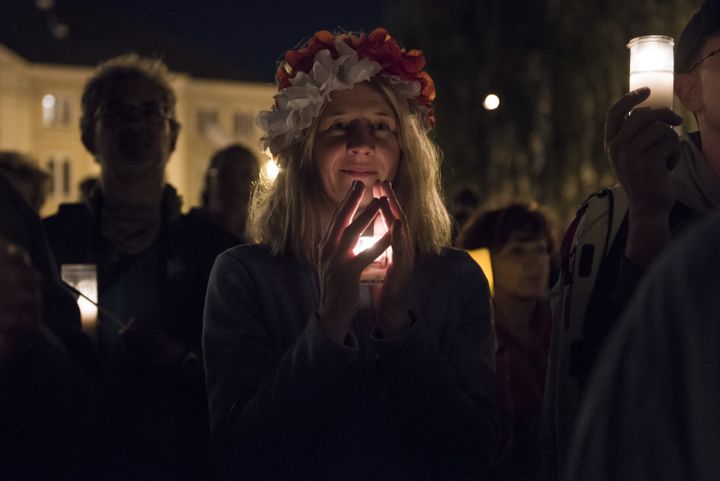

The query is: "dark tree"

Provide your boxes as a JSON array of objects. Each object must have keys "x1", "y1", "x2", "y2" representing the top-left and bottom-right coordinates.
[{"x1": 385, "y1": 0, "x2": 696, "y2": 225}]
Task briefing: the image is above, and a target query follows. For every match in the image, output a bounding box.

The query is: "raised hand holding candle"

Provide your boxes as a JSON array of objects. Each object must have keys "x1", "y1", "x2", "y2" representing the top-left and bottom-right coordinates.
[{"x1": 627, "y1": 35, "x2": 675, "y2": 109}]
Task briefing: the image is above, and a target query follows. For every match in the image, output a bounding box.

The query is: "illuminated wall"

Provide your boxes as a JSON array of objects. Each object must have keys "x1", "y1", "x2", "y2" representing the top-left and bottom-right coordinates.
[{"x1": 0, "y1": 43, "x2": 275, "y2": 217}]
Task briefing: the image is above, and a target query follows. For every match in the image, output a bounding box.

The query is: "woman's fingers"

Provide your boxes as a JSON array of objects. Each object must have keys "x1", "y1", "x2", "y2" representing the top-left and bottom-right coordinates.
[
  {"x1": 377, "y1": 196, "x2": 397, "y2": 230},
  {"x1": 351, "y1": 229, "x2": 392, "y2": 269},
  {"x1": 326, "y1": 180, "x2": 366, "y2": 245},
  {"x1": 337, "y1": 198, "x2": 382, "y2": 255},
  {"x1": 380, "y1": 180, "x2": 407, "y2": 224},
  {"x1": 321, "y1": 180, "x2": 366, "y2": 260},
  {"x1": 372, "y1": 180, "x2": 383, "y2": 199}
]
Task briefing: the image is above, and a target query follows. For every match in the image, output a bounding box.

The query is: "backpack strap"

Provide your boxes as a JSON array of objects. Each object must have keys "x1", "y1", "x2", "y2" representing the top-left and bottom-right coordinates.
[{"x1": 557, "y1": 185, "x2": 628, "y2": 332}]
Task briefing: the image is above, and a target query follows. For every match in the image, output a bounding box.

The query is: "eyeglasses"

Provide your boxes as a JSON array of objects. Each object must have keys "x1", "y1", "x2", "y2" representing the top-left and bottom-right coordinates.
[
  {"x1": 687, "y1": 47, "x2": 720, "y2": 72},
  {"x1": 94, "y1": 102, "x2": 171, "y2": 126}
]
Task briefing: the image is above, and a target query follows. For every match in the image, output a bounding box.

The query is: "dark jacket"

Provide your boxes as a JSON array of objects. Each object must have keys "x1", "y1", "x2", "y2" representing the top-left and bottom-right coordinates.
[
  {"x1": 0, "y1": 173, "x2": 100, "y2": 480},
  {"x1": 43, "y1": 185, "x2": 237, "y2": 481},
  {"x1": 204, "y1": 244, "x2": 499, "y2": 481}
]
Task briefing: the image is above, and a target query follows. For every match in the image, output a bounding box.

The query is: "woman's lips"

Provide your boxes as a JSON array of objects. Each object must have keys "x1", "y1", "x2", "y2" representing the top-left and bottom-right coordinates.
[{"x1": 339, "y1": 169, "x2": 377, "y2": 177}]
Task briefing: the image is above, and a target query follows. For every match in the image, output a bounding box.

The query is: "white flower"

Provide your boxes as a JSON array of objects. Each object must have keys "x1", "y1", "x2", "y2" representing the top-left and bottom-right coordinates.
[{"x1": 257, "y1": 39, "x2": 420, "y2": 155}]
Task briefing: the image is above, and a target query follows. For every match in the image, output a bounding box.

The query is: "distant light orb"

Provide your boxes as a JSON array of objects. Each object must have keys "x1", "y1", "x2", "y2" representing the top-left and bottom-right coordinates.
[
  {"x1": 51, "y1": 23, "x2": 70, "y2": 40},
  {"x1": 36, "y1": 0, "x2": 54, "y2": 11},
  {"x1": 483, "y1": 94, "x2": 500, "y2": 110},
  {"x1": 263, "y1": 159, "x2": 280, "y2": 182},
  {"x1": 42, "y1": 94, "x2": 56, "y2": 109}
]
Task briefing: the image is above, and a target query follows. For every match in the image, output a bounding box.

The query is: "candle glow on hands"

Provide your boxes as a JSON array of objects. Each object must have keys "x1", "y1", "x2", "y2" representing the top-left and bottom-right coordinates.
[
  {"x1": 353, "y1": 235, "x2": 392, "y2": 264},
  {"x1": 354, "y1": 212, "x2": 392, "y2": 284}
]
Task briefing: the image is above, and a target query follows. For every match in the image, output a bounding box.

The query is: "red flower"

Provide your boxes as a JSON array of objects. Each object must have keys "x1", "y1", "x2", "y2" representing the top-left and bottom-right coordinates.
[
  {"x1": 278, "y1": 30, "x2": 336, "y2": 88},
  {"x1": 272, "y1": 28, "x2": 437, "y2": 126}
]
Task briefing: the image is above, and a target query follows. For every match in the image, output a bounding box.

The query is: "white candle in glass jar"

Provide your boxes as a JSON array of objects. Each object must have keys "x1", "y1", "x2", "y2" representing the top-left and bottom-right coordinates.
[
  {"x1": 61, "y1": 264, "x2": 98, "y2": 339},
  {"x1": 627, "y1": 35, "x2": 674, "y2": 109}
]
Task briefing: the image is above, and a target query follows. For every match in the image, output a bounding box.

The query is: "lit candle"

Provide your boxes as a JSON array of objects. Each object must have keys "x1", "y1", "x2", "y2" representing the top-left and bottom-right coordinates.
[
  {"x1": 354, "y1": 235, "x2": 392, "y2": 284},
  {"x1": 354, "y1": 214, "x2": 392, "y2": 284},
  {"x1": 61, "y1": 264, "x2": 98, "y2": 340},
  {"x1": 627, "y1": 35, "x2": 674, "y2": 109}
]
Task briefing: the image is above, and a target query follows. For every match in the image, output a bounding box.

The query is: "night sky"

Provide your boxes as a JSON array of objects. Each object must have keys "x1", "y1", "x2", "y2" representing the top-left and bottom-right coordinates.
[{"x1": 59, "y1": 0, "x2": 386, "y2": 81}]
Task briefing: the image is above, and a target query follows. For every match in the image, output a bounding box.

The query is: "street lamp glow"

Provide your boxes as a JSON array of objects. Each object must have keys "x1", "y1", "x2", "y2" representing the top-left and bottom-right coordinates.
[{"x1": 483, "y1": 94, "x2": 500, "y2": 110}]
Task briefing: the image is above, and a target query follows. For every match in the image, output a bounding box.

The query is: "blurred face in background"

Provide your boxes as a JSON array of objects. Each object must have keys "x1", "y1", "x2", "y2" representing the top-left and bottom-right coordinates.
[
  {"x1": 206, "y1": 160, "x2": 257, "y2": 213},
  {"x1": 205, "y1": 156, "x2": 259, "y2": 237},
  {"x1": 491, "y1": 232, "x2": 550, "y2": 300},
  {"x1": 92, "y1": 78, "x2": 174, "y2": 179}
]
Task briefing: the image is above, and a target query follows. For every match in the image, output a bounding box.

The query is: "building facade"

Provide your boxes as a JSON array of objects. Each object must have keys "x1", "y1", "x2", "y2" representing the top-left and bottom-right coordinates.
[{"x1": 0, "y1": 43, "x2": 276, "y2": 216}]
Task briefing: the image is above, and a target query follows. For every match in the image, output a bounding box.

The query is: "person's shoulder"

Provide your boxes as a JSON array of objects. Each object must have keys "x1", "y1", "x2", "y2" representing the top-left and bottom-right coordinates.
[
  {"x1": 171, "y1": 210, "x2": 239, "y2": 251},
  {"x1": 420, "y1": 247, "x2": 487, "y2": 280},
  {"x1": 43, "y1": 203, "x2": 88, "y2": 224},
  {"x1": 435, "y1": 246, "x2": 474, "y2": 264},
  {"x1": 659, "y1": 209, "x2": 720, "y2": 272},
  {"x1": 216, "y1": 243, "x2": 285, "y2": 269},
  {"x1": 43, "y1": 203, "x2": 94, "y2": 241}
]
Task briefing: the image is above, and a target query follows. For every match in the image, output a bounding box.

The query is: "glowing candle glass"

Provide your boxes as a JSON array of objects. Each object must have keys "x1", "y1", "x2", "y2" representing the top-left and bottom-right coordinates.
[
  {"x1": 627, "y1": 35, "x2": 674, "y2": 109},
  {"x1": 467, "y1": 248, "x2": 494, "y2": 296},
  {"x1": 61, "y1": 264, "x2": 98, "y2": 340},
  {"x1": 353, "y1": 235, "x2": 392, "y2": 284},
  {"x1": 354, "y1": 213, "x2": 392, "y2": 284}
]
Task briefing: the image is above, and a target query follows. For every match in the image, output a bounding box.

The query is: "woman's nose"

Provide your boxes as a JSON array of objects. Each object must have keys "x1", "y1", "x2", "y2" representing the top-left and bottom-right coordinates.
[{"x1": 347, "y1": 123, "x2": 374, "y2": 155}]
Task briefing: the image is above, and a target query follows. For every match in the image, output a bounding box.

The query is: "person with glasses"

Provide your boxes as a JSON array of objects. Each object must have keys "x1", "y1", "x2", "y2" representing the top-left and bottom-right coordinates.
[
  {"x1": 43, "y1": 54, "x2": 235, "y2": 480},
  {"x1": 541, "y1": 1, "x2": 720, "y2": 477}
]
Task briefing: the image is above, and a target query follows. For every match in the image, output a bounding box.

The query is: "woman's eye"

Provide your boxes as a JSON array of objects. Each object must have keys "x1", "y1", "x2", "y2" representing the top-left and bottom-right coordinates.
[
  {"x1": 329, "y1": 122, "x2": 348, "y2": 131},
  {"x1": 373, "y1": 122, "x2": 391, "y2": 131}
]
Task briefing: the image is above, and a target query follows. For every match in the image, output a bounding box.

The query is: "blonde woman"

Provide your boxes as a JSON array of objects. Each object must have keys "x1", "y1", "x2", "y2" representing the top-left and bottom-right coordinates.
[{"x1": 203, "y1": 29, "x2": 498, "y2": 480}]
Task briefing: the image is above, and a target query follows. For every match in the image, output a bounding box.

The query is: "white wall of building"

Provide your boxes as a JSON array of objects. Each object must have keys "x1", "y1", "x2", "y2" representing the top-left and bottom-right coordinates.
[{"x1": 0, "y1": 43, "x2": 275, "y2": 217}]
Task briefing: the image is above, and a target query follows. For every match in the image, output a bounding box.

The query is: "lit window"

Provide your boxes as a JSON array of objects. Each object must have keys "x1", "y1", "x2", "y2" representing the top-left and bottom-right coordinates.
[
  {"x1": 233, "y1": 111, "x2": 255, "y2": 137},
  {"x1": 46, "y1": 158, "x2": 55, "y2": 194},
  {"x1": 42, "y1": 93, "x2": 71, "y2": 127},
  {"x1": 46, "y1": 155, "x2": 72, "y2": 198},
  {"x1": 62, "y1": 158, "x2": 71, "y2": 196},
  {"x1": 197, "y1": 109, "x2": 219, "y2": 134}
]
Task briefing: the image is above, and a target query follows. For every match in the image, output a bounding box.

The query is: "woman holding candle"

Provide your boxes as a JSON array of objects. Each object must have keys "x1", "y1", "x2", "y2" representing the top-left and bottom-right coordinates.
[{"x1": 203, "y1": 29, "x2": 498, "y2": 480}]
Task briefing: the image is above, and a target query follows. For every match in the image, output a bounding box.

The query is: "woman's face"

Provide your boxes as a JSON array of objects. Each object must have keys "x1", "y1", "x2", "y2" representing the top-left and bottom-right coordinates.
[
  {"x1": 492, "y1": 232, "x2": 550, "y2": 300},
  {"x1": 312, "y1": 82, "x2": 401, "y2": 208}
]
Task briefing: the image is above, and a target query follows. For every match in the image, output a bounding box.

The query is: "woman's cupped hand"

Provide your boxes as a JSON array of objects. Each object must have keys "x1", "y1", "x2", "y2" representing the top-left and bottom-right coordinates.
[{"x1": 317, "y1": 180, "x2": 413, "y2": 344}]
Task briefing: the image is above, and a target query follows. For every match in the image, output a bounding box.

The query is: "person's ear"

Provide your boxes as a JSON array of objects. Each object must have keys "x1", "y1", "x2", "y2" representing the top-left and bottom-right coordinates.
[{"x1": 675, "y1": 73, "x2": 702, "y2": 113}]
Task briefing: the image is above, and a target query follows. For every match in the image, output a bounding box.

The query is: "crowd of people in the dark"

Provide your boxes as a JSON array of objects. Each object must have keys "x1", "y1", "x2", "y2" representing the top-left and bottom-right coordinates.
[{"x1": 1, "y1": 1, "x2": 720, "y2": 479}]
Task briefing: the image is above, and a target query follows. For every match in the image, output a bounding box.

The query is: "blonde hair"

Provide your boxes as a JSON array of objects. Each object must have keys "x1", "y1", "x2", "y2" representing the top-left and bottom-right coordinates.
[{"x1": 247, "y1": 78, "x2": 451, "y2": 265}]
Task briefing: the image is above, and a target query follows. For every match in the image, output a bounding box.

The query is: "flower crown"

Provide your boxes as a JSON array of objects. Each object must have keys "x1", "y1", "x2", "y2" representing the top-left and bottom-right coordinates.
[{"x1": 256, "y1": 28, "x2": 436, "y2": 156}]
